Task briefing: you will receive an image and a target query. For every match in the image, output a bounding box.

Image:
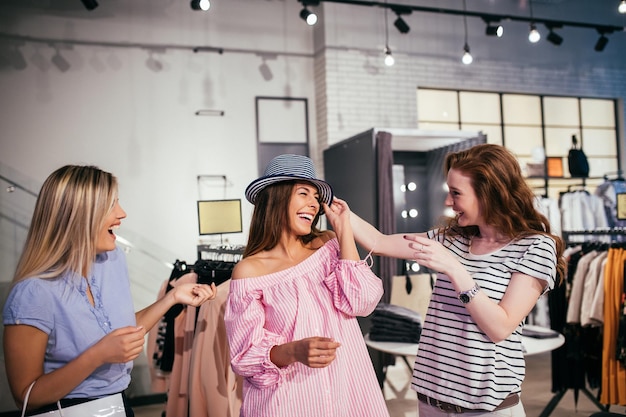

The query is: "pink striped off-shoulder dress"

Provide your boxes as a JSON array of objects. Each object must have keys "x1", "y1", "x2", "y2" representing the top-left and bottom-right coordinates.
[{"x1": 224, "y1": 238, "x2": 389, "y2": 417}]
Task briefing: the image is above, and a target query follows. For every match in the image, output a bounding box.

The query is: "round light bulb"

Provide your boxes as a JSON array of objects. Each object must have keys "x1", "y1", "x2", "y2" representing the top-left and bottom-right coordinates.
[
  {"x1": 529, "y1": 27, "x2": 541, "y2": 43},
  {"x1": 620, "y1": 1, "x2": 626, "y2": 14},
  {"x1": 306, "y1": 13, "x2": 318, "y2": 25},
  {"x1": 199, "y1": 0, "x2": 210, "y2": 11},
  {"x1": 384, "y1": 52, "x2": 395, "y2": 67},
  {"x1": 462, "y1": 51, "x2": 473, "y2": 65}
]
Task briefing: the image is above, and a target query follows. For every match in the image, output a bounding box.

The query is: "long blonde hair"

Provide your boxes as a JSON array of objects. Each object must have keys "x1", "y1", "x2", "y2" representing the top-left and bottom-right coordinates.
[{"x1": 13, "y1": 165, "x2": 118, "y2": 282}]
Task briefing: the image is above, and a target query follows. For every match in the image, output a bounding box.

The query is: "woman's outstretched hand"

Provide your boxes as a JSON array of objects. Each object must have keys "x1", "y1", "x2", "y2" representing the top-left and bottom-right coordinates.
[
  {"x1": 404, "y1": 234, "x2": 461, "y2": 276},
  {"x1": 172, "y1": 279, "x2": 217, "y2": 307}
]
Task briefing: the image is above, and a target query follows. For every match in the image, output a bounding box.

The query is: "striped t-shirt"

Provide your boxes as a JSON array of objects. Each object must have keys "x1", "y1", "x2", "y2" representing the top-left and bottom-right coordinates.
[{"x1": 412, "y1": 230, "x2": 558, "y2": 411}]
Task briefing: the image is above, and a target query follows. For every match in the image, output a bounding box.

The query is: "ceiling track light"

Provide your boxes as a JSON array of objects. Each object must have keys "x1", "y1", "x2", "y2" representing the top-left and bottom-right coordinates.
[
  {"x1": 595, "y1": 34, "x2": 609, "y2": 52},
  {"x1": 390, "y1": 5, "x2": 412, "y2": 34},
  {"x1": 546, "y1": 30, "x2": 563, "y2": 45},
  {"x1": 190, "y1": 0, "x2": 210, "y2": 11},
  {"x1": 393, "y1": 16, "x2": 410, "y2": 34},
  {"x1": 619, "y1": 0, "x2": 626, "y2": 14},
  {"x1": 80, "y1": 0, "x2": 98, "y2": 11},
  {"x1": 485, "y1": 23, "x2": 503, "y2": 37},
  {"x1": 300, "y1": 7, "x2": 318, "y2": 25}
]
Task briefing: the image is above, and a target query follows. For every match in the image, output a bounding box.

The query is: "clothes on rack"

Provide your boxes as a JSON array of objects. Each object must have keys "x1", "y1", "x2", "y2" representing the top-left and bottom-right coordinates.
[
  {"x1": 529, "y1": 195, "x2": 561, "y2": 327},
  {"x1": 552, "y1": 232, "x2": 626, "y2": 407},
  {"x1": 600, "y1": 246, "x2": 626, "y2": 405},
  {"x1": 595, "y1": 176, "x2": 626, "y2": 230},
  {"x1": 560, "y1": 190, "x2": 609, "y2": 243},
  {"x1": 189, "y1": 280, "x2": 243, "y2": 417},
  {"x1": 535, "y1": 195, "x2": 562, "y2": 237},
  {"x1": 147, "y1": 258, "x2": 241, "y2": 417}
]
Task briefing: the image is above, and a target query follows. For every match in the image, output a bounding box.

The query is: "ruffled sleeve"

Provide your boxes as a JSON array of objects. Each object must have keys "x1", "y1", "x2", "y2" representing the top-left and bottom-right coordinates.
[
  {"x1": 224, "y1": 289, "x2": 295, "y2": 388},
  {"x1": 322, "y1": 241, "x2": 384, "y2": 316}
]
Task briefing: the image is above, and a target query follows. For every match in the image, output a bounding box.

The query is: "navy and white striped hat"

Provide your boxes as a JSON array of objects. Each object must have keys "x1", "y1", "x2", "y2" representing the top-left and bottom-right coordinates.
[{"x1": 245, "y1": 154, "x2": 334, "y2": 206}]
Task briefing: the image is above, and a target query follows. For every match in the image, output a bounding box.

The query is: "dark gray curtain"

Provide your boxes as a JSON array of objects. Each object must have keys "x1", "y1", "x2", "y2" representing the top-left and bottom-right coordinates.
[{"x1": 375, "y1": 131, "x2": 396, "y2": 304}]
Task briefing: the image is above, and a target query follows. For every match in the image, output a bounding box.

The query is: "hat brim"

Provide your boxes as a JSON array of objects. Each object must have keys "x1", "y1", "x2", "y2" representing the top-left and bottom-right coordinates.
[{"x1": 245, "y1": 175, "x2": 334, "y2": 206}]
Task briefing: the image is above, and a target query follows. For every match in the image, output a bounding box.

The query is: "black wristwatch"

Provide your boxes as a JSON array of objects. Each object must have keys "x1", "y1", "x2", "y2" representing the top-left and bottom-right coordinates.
[{"x1": 458, "y1": 283, "x2": 480, "y2": 304}]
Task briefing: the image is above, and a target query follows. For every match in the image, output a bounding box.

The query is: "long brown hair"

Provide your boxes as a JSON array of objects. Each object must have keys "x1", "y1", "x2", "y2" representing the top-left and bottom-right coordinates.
[
  {"x1": 441, "y1": 144, "x2": 566, "y2": 285},
  {"x1": 243, "y1": 181, "x2": 322, "y2": 258},
  {"x1": 13, "y1": 165, "x2": 118, "y2": 283}
]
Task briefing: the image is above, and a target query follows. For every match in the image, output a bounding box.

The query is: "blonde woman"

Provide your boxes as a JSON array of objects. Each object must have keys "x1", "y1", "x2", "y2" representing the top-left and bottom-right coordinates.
[{"x1": 3, "y1": 165, "x2": 216, "y2": 416}]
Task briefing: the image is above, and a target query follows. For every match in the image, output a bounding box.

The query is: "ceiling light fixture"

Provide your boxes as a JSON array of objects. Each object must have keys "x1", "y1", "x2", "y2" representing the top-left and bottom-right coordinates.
[
  {"x1": 190, "y1": 0, "x2": 210, "y2": 11},
  {"x1": 594, "y1": 33, "x2": 609, "y2": 52},
  {"x1": 528, "y1": 1, "x2": 540, "y2": 43},
  {"x1": 619, "y1": 0, "x2": 626, "y2": 14},
  {"x1": 300, "y1": 7, "x2": 318, "y2": 25},
  {"x1": 485, "y1": 23, "x2": 503, "y2": 37},
  {"x1": 546, "y1": 30, "x2": 563, "y2": 45},
  {"x1": 383, "y1": 1, "x2": 395, "y2": 66},
  {"x1": 81, "y1": 0, "x2": 98, "y2": 11},
  {"x1": 384, "y1": 46, "x2": 395, "y2": 66},
  {"x1": 390, "y1": 5, "x2": 412, "y2": 34},
  {"x1": 528, "y1": 23, "x2": 541, "y2": 43},
  {"x1": 393, "y1": 16, "x2": 410, "y2": 34},
  {"x1": 461, "y1": 0, "x2": 472, "y2": 65}
]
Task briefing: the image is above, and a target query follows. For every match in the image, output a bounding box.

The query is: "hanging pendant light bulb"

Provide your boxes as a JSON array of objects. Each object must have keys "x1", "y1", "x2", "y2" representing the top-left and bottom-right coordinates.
[
  {"x1": 382, "y1": 1, "x2": 395, "y2": 67},
  {"x1": 619, "y1": 0, "x2": 626, "y2": 14},
  {"x1": 527, "y1": 0, "x2": 540, "y2": 43},
  {"x1": 461, "y1": 0, "x2": 472, "y2": 65},
  {"x1": 384, "y1": 46, "x2": 395, "y2": 66},
  {"x1": 462, "y1": 43, "x2": 473, "y2": 65},
  {"x1": 528, "y1": 23, "x2": 541, "y2": 43}
]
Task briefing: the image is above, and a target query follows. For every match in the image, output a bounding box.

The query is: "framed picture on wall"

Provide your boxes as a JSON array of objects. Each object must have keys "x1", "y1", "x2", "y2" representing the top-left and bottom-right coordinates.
[{"x1": 546, "y1": 157, "x2": 564, "y2": 177}]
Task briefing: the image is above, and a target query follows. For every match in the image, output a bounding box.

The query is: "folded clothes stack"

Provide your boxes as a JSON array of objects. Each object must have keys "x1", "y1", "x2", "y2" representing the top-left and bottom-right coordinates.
[{"x1": 369, "y1": 303, "x2": 422, "y2": 344}]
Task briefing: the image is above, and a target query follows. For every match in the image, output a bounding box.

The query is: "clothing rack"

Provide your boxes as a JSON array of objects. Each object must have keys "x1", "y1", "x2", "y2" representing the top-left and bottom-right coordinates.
[
  {"x1": 562, "y1": 228, "x2": 626, "y2": 246},
  {"x1": 540, "y1": 228, "x2": 626, "y2": 417},
  {"x1": 197, "y1": 243, "x2": 245, "y2": 263}
]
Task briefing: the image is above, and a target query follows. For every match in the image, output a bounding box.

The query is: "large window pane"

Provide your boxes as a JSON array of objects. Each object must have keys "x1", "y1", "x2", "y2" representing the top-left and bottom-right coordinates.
[
  {"x1": 461, "y1": 123, "x2": 502, "y2": 145},
  {"x1": 544, "y1": 127, "x2": 580, "y2": 156},
  {"x1": 502, "y1": 94, "x2": 542, "y2": 125},
  {"x1": 543, "y1": 97, "x2": 580, "y2": 127},
  {"x1": 582, "y1": 128, "x2": 617, "y2": 156},
  {"x1": 504, "y1": 126, "x2": 543, "y2": 155},
  {"x1": 417, "y1": 89, "x2": 459, "y2": 123},
  {"x1": 581, "y1": 98, "x2": 616, "y2": 127},
  {"x1": 459, "y1": 92, "x2": 501, "y2": 124}
]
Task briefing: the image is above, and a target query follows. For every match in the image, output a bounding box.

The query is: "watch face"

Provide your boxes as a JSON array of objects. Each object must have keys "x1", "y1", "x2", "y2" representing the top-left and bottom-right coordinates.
[{"x1": 459, "y1": 294, "x2": 470, "y2": 304}]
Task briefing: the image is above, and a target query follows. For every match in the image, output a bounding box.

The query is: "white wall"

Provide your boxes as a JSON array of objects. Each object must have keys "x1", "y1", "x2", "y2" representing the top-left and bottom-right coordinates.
[{"x1": 0, "y1": 0, "x2": 318, "y2": 267}]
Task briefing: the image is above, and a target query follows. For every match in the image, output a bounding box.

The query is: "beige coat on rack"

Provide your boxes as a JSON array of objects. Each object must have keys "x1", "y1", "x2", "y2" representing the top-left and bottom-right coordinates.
[{"x1": 147, "y1": 277, "x2": 242, "y2": 416}]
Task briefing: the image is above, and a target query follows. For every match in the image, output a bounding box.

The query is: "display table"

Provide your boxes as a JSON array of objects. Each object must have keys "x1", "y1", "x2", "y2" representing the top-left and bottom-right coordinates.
[{"x1": 365, "y1": 324, "x2": 564, "y2": 359}]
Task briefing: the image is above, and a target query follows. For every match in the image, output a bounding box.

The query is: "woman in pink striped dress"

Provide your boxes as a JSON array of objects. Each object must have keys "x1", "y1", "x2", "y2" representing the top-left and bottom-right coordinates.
[{"x1": 224, "y1": 154, "x2": 389, "y2": 417}]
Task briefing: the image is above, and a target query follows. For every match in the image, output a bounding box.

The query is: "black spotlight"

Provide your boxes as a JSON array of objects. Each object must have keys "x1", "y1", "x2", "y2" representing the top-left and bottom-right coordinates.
[
  {"x1": 394, "y1": 16, "x2": 410, "y2": 34},
  {"x1": 595, "y1": 34, "x2": 609, "y2": 51},
  {"x1": 81, "y1": 0, "x2": 98, "y2": 11},
  {"x1": 299, "y1": 7, "x2": 318, "y2": 25},
  {"x1": 191, "y1": 0, "x2": 210, "y2": 11},
  {"x1": 485, "y1": 24, "x2": 503, "y2": 37},
  {"x1": 546, "y1": 30, "x2": 563, "y2": 46}
]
